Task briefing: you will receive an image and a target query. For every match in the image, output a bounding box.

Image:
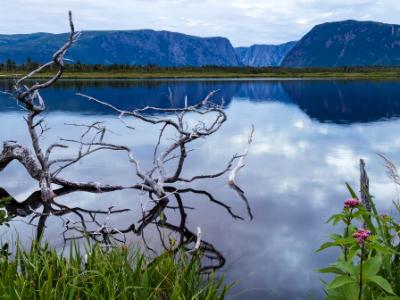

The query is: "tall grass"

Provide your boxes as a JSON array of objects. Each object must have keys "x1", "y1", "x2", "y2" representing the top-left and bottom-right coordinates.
[{"x1": 0, "y1": 241, "x2": 230, "y2": 299}]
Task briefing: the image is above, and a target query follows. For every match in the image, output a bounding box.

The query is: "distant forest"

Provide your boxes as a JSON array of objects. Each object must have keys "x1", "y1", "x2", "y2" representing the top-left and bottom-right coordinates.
[{"x1": 2, "y1": 57, "x2": 400, "y2": 74}]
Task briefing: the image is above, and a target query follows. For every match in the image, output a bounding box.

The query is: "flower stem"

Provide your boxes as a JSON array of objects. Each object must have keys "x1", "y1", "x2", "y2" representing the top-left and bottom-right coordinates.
[
  {"x1": 358, "y1": 245, "x2": 364, "y2": 300},
  {"x1": 343, "y1": 213, "x2": 352, "y2": 261}
]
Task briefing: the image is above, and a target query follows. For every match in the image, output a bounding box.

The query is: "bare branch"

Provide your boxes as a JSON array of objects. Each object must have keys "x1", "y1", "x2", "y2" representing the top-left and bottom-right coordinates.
[
  {"x1": 228, "y1": 125, "x2": 255, "y2": 220},
  {"x1": 228, "y1": 125, "x2": 255, "y2": 186}
]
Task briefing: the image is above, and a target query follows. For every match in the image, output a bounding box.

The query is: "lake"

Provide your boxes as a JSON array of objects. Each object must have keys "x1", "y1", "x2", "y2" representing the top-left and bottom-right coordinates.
[{"x1": 1, "y1": 78, "x2": 400, "y2": 299}]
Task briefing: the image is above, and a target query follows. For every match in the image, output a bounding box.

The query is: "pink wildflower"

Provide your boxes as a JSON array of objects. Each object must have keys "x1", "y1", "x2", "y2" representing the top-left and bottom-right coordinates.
[
  {"x1": 352, "y1": 228, "x2": 371, "y2": 245},
  {"x1": 344, "y1": 198, "x2": 360, "y2": 209}
]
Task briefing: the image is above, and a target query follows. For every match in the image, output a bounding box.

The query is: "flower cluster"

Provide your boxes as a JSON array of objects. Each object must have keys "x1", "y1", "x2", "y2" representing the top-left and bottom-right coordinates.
[
  {"x1": 353, "y1": 228, "x2": 371, "y2": 245},
  {"x1": 344, "y1": 198, "x2": 360, "y2": 209}
]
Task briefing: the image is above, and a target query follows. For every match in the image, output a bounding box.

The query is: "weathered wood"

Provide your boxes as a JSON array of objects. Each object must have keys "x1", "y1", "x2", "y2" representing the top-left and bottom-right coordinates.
[
  {"x1": 360, "y1": 159, "x2": 371, "y2": 212},
  {"x1": 0, "y1": 141, "x2": 41, "y2": 180}
]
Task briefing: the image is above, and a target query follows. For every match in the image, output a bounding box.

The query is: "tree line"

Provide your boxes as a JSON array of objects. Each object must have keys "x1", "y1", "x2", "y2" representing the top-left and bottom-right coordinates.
[{"x1": 2, "y1": 57, "x2": 400, "y2": 73}]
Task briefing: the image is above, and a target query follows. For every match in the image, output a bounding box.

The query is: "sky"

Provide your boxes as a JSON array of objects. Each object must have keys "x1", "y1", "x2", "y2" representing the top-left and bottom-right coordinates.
[{"x1": 0, "y1": 0, "x2": 399, "y2": 46}]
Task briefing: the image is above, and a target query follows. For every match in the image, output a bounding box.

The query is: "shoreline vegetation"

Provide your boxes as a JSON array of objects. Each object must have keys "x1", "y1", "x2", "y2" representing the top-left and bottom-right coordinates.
[
  {"x1": 1, "y1": 66, "x2": 400, "y2": 79},
  {"x1": 318, "y1": 160, "x2": 400, "y2": 299},
  {"x1": 0, "y1": 241, "x2": 229, "y2": 299}
]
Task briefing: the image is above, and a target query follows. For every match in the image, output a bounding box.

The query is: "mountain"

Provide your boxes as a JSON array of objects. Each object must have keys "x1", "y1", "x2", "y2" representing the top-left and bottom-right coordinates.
[
  {"x1": 235, "y1": 41, "x2": 296, "y2": 66},
  {"x1": 281, "y1": 20, "x2": 400, "y2": 67},
  {"x1": 0, "y1": 30, "x2": 242, "y2": 66}
]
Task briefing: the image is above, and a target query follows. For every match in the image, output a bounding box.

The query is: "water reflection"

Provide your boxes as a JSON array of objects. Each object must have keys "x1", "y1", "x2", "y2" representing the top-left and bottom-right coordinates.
[
  {"x1": 1, "y1": 79, "x2": 400, "y2": 299},
  {"x1": 282, "y1": 80, "x2": 400, "y2": 123},
  {"x1": 2, "y1": 79, "x2": 400, "y2": 124},
  {"x1": 0, "y1": 184, "x2": 227, "y2": 271}
]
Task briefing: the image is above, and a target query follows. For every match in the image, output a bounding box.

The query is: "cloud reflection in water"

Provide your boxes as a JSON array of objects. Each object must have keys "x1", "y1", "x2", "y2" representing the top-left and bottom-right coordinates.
[{"x1": 1, "y1": 79, "x2": 400, "y2": 299}]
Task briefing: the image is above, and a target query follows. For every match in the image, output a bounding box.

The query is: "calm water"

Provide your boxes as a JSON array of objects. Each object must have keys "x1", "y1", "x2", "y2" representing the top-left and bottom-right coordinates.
[{"x1": 1, "y1": 79, "x2": 400, "y2": 299}]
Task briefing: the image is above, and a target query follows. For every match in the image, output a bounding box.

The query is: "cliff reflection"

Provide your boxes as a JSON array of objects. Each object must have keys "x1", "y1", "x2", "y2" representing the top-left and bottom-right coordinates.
[
  {"x1": 2, "y1": 79, "x2": 400, "y2": 124},
  {"x1": 281, "y1": 80, "x2": 400, "y2": 123}
]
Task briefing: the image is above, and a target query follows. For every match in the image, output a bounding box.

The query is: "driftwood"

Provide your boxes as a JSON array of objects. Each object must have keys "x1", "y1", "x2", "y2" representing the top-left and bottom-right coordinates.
[
  {"x1": 0, "y1": 12, "x2": 144, "y2": 201},
  {"x1": 0, "y1": 11, "x2": 253, "y2": 209}
]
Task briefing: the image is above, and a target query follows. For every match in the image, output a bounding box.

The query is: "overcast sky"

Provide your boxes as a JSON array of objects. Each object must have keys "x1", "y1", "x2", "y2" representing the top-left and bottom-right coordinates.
[{"x1": 1, "y1": 0, "x2": 399, "y2": 46}]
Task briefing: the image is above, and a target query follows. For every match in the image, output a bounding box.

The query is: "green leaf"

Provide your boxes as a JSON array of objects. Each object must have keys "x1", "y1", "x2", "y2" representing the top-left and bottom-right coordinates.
[
  {"x1": 333, "y1": 261, "x2": 357, "y2": 276},
  {"x1": 344, "y1": 283, "x2": 361, "y2": 300},
  {"x1": 346, "y1": 183, "x2": 359, "y2": 199},
  {"x1": 318, "y1": 266, "x2": 345, "y2": 275},
  {"x1": 347, "y1": 246, "x2": 359, "y2": 261},
  {"x1": 368, "y1": 243, "x2": 392, "y2": 254},
  {"x1": 325, "y1": 283, "x2": 359, "y2": 300},
  {"x1": 326, "y1": 275, "x2": 356, "y2": 290},
  {"x1": 335, "y1": 237, "x2": 357, "y2": 245},
  {"x1": 316, "y1": 242, "x2": 338, "y2": 252},
  {"x1": 353, "y1": 209, "x2": 370, "y2": 221},
  {"x1": 327, "y1": 214, "x2": 345, "y2": 226},
  {"x1": 378, "y1": 297, "x2": 400, "y2": 300},
  {"x1": 368, "y1": 275, "x2": 395, "y2": 295},
  {"x1": 330, "y1": 233, "x2": 343, "y2": 240},
  {"x1": 363, "y1": 256, "x2": 382, "y2": 278}
]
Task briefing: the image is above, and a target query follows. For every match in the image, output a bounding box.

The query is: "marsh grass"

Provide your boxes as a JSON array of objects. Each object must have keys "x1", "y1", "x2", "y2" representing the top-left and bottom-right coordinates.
[{"x1": 0, "y1": 241, "x2": 230, "y2": 300}]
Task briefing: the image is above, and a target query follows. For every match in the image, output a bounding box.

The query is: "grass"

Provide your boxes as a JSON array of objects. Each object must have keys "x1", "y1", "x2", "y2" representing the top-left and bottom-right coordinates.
[
  {"x1": 0, "y1": 241, "x2": 230, "y2": 300},
  {"x1": 2, "y1": 67, "x2": 400, "y2": 79}
]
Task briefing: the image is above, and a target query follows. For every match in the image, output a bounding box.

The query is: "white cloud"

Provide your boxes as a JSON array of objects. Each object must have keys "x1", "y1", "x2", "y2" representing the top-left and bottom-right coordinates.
[{"x1": 0, "y1": 0, "x2": 399, "y2": 46}]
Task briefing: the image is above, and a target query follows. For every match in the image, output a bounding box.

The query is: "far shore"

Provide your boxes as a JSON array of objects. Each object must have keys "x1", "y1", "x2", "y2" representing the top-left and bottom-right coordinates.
[{"x1": 1, "y1": 68, "x2": 400, "y2": 79}]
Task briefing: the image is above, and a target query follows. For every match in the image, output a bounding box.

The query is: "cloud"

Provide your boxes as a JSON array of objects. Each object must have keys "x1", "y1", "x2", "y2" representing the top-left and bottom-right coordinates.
[{"x1": 0, "y1": 0, "x2": 399, "y2": 46}]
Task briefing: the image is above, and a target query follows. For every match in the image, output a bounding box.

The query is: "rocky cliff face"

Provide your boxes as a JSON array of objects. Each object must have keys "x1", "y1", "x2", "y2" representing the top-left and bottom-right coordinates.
[
  {"x1": 235, "y1": 41, "x2": 296, "y2": 66},
  {"x1": 281, "y1": 20, "x2": 400, "y2": 67},
  {"x1": 0, "y1": 30, "x2": 242, "y2": 66}
]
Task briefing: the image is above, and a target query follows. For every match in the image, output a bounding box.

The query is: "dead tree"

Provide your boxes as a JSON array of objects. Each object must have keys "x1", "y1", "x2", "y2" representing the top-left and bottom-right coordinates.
[
  {"x1": 0, "y1": 12, "x2": 253, "y2": 267},
  {"x1": 0, "y1": 12, "x2": 142, "y2": 201}
]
